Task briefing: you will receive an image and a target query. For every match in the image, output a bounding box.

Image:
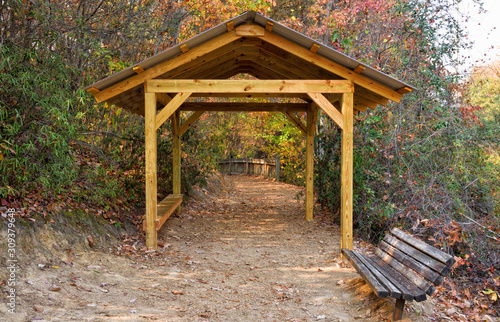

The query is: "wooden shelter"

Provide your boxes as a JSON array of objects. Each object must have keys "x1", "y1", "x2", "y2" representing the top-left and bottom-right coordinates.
[{"x1": 86, "y1": 11, "x2": 414, "y2": 250}]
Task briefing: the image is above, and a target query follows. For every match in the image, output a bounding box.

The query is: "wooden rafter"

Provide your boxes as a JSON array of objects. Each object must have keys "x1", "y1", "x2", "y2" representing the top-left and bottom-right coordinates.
[
  {"x1": 258, "y1": 42, "x2": 339, "y2": 80},
  {"x1": 187, "y1": 59, "x2": 241, "y2": 79},
  {"x1": 156, "y1": 39, "x2": 260, "y2": 80},
  {"x1": 237, "y1": 59, "x2": 298, "y2": 79}
]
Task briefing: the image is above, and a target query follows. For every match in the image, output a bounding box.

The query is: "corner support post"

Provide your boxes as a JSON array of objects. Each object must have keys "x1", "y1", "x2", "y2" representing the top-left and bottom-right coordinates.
[
  {"x1": 145, "y1": 92, "x2": 158, "y2": 249},
  {"x1": 172, "y1": 110, "x2": 181, "y2": 214},
  {"x1": 306, "y1": 103, "x2": 318, "y2": 221},
  {"x1": 340, "y1": 92, "x2": 353, "y2": 251}
]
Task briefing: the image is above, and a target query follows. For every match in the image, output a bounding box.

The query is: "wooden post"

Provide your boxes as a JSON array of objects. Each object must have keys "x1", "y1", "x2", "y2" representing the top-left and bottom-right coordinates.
[
  {"x1": 305, "y1": 103, "x2": 318, "y2": 221},
  {"x1": 172, "y1": 110, "x2": 181, "y2": 215},
  {"x1": 145, "y1": 92, "x2": 158, "y2": 249},
  {"x1": 393, "y1": 299, "x2": 405, "y2": 320},
  {"x1": 275, "y1": 155, "x2": 280, "y2": 182},
  {"x1": 340, "y1": 92, "x2": 354, "y2": 251}
]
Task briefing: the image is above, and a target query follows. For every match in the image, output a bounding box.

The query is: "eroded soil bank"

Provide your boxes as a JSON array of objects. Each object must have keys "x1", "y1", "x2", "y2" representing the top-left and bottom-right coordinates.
[{"x1": 1, "y1": 175, "x2": 431, "y2": 321}]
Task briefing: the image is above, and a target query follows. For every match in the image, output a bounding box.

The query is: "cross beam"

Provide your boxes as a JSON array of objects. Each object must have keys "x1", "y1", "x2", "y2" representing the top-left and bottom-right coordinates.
[{"x1": 145, "y1": 79, "x2": 354, "y2": 94}]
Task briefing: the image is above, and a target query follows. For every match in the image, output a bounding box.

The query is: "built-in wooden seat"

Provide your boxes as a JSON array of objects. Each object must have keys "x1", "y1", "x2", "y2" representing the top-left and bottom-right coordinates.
[{"x1": 143, "y1": 194, "x2": 183, "y2": 231}]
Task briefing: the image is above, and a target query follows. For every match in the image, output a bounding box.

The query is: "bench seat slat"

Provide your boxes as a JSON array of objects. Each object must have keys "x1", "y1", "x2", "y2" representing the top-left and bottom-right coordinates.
[
  {"x1": 391, "y1": 228, "x2": 455, "y2": 267},
  {"x1": 384, "y1": 234, "x2": 450, "y2": 275},
  {"x1": 341, "y1": 249, "x2": 390, "y2": 298},
  {"x1": 378, "y1": 240, "x2": 444, "y2": 286},
  {"x1": 374, "y1": 247, "x2": 436, "y2": 296},
  {"x1": 351, "y1": 250, "x2": 402, "y2": 299},
  {"x1": 367, "y1": 255, "x2": 427, "y2": 302}
]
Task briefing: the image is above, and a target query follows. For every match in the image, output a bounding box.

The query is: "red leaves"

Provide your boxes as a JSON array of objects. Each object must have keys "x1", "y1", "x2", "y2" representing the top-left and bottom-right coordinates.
[{"x1": 459, "y1": 104, "x2": 483, "y2": 127}]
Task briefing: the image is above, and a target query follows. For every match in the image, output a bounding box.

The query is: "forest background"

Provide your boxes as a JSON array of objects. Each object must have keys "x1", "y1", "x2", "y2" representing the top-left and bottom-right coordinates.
[{"x1": 1, "y1": 0, "x2": 499, "y2": 317}]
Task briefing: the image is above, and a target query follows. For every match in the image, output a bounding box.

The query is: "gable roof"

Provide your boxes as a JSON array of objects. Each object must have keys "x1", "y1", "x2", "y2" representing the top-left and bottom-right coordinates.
[{"x1": 86, "y1": 11, "x2": 415, "y2": 116}]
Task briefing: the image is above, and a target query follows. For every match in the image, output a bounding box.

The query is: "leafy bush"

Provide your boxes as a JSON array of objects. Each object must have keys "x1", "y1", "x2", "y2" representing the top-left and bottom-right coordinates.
[{"x1": 0, "y1": 44, "x2": 83, "y2": 197}]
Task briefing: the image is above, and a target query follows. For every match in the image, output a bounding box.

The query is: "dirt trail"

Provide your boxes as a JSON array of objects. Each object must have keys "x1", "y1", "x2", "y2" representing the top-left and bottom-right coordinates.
[{"x1": 3, "y1": 175, "x2": 431, "y2": 321}]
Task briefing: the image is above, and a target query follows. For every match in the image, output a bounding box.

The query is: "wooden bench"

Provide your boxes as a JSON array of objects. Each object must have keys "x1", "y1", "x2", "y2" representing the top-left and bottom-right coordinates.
[
  {"x1": 341, "y1": 228, "x2": 455, "y2": 321},
  {"x1": 143, "y1": 194, "x2": 183, "y2": 231}
]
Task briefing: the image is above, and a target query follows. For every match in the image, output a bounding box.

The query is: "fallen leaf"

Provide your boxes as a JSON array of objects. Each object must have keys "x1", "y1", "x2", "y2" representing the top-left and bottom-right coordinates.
[
  {"x1": 49, "y1": 284, "x2": 61, "y2": 292},
  {"x1": 171, "y1": 290, "x2": 184, "y2": 295}
]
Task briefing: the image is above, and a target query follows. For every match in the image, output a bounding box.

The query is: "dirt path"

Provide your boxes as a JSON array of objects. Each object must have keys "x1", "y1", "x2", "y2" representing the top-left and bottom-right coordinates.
[{"x1": 4, "y1": 175, "x2": 431, "y2": 321}]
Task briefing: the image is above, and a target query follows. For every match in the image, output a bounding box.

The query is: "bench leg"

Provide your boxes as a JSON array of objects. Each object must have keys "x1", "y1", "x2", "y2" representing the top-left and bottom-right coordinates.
[{"x1": 393, "y1": 298, "x2": 405, "y2": 321}]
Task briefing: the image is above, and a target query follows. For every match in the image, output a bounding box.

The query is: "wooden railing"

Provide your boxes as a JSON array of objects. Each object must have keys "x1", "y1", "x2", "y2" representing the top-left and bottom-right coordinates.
[{"x1": 218, "y1": 156, "x2": 280, "y2": 181}]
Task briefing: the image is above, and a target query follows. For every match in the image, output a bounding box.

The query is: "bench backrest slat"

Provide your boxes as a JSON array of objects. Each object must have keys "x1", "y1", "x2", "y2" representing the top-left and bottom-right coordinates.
[
  {"x1": 378, "y1": 240, "x2": 443, "y2": 286},
  {"x1": 391, "y1": 228, "x2": 455, "y2": 267},
  {"x1": 383, "y1": 234, "x2": 451, "y2": 275}
]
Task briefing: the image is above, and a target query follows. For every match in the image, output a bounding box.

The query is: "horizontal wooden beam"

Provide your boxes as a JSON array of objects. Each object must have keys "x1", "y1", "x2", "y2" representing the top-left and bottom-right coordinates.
[
  {"x1": 156, "y1": 39, "x2": 254, "y2": 80},
  {"x1": 179, "y1": 102, "x2": 308, "y2": 112},
  {"x1": 189, "y1": 92, "x2": 311, "y2": 99},
  {"x1": 146, "y1": 79, "x2": 354, "y2": 94}
]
